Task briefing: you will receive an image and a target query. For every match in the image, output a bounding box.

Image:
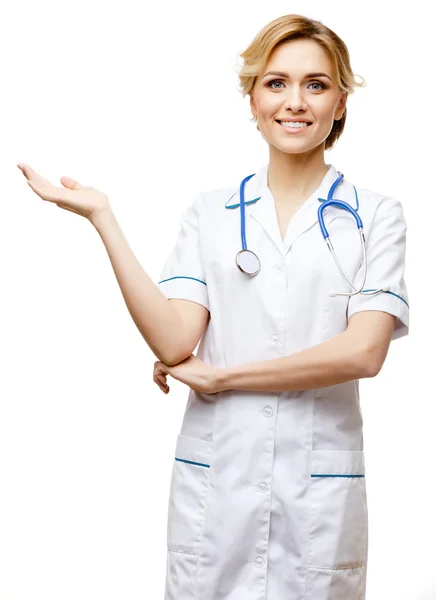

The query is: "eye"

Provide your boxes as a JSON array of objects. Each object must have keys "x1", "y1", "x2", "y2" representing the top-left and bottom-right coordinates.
[
  {"x1": 266, "y1": 79, "x2": 285, "y2": 89},
  {"x1": 308, "y1": 81, "x2": 326, "y2": 91},
  {"x1": 266, "y1": 79, "x2": 326, "y2": 91}
]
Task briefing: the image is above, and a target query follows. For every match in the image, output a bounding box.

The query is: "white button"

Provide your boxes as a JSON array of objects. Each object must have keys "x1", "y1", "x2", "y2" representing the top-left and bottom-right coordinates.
[
  {"x1": 254, "y1": 556, "x2": 265, "y2": 568},
  {"x1": 269, "y1": 334, "x2": 279, "y2": 345},
  {"x1": 263, "y1": 406, "x2": 273, "y2": 417},
  {"x1": 257, "y1": 481, "x2": 268, "y2": 492},
  {"x1": 274, "y1": 262, "x2": 284, "y2": 271}
]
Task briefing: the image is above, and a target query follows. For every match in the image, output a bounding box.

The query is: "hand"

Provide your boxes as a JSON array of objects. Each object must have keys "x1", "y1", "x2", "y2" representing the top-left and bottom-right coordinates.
[
  {"x1": 17, "y1": 162, "x2": 111, "y2": 222},
  {"x1": 153, "y1": 354, "x2": 220, "y2": 396}
]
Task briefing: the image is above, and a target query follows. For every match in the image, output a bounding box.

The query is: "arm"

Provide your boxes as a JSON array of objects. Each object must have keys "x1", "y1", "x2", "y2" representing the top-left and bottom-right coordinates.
[
  {"x1": 215, "y1": 311, "x2": 396, "y2": 393},
  {"x1": 91, "y1": 209, "x2": 206, "y2": 366},
  {"x1": 17, "y1": 163, "x2": 208, "y2": 366}
]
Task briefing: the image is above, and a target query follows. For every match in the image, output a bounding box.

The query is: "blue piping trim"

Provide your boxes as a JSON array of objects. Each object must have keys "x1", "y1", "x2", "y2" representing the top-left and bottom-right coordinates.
[
  {"x1": 311, "y1": 474, "x2": 365, "y2": 478},
  {"x1": 175, "y1": 457, "x2": 210, "y2": 468},
  {"x1": 362, "y1": 289, "x2": 409, "y2": 308},
  {"x1": 158, "y1": 275, "x2": 207, "y2": 286},
  {"x1": 225, "y1": 196, "x2": 261, "y2": 209}
]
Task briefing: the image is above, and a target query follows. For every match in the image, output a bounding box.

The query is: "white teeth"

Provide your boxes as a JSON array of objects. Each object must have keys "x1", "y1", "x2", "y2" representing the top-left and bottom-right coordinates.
[{"x1": 280, "y1": 121, "x2": 310, "y2": 128}]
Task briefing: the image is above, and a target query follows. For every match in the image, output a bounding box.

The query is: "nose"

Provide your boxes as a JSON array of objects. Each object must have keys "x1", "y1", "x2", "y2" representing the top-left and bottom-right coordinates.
[{"x1": 283, "y1": 84, "x2": 307, "y2": 112}]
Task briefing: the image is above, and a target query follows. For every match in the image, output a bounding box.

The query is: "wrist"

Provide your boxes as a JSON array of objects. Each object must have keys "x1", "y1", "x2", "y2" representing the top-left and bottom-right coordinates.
[
  {"x1": 89, "y1": 206, "x2": 114, "y2": 230},
  {"x1": 215, "y1": 367, "x2": 231, "y2": 393}
]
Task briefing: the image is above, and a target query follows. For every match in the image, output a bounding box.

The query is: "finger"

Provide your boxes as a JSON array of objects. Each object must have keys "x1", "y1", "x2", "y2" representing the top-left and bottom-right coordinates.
[
  {"x1": 155, "y1": 373, "x2": 167, "y2": 386},
  {"x1": 17, "y1": 163, "x2": 38, "y2": 179},
  {"x1": 155, "y1": 365, "x2": 166, "y2": 377},
  {"x1": 156, "y1": 362, "x2": 171, "y2": 377},
  {"x1": 26, "y1": 178, "x2": 71, "y2": 203},
  {"x1": 18, "y1": 163, "x2": 77, "y2": 204},
  {"x1": 153, "y1": 369, "x2": 167, "y2": 386},
  {"x1": 153, "y1": 363, "x2": 170, "y2": 393},
  {"x1": 154, "y1": 377, "x2": 164, "y2": 392},
  {"x1": 60, "y1": 175, "x2": 85, "y2": 191},
  {"x1": 18, "y1": 163, "x2": 52, "y2": 187},
  {"x1": 154, "y1": 374, "x2": 169, "y2": 393}
]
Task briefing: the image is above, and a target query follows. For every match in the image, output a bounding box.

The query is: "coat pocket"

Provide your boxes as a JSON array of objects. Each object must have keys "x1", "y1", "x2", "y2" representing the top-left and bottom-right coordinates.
[
  {"x1": 307, "y1": 450, "x2": 368, "y2": 569},
  {"x1": 167, "y1": 434, "x2": 212, "y2": 555}
]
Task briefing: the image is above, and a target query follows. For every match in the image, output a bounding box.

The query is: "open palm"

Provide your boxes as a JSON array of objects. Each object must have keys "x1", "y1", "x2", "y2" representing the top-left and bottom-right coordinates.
[{"x1": 17, "y1": 162, "x2": 110, "y2": 220}]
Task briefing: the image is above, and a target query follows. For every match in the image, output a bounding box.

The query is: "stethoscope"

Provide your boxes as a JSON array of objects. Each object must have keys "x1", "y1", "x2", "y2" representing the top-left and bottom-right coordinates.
[{"x1": 235, "y1": 171, "x2": 388, "y2": 298}]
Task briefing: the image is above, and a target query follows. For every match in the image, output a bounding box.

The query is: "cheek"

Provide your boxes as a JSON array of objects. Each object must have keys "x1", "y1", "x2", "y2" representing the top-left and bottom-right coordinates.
[
  {"x1": 256, "y1": 96, "x2": 280, "y2": 118},
  {"x1": 311, "y1": 99, "x2": 338, "y2": 121}
]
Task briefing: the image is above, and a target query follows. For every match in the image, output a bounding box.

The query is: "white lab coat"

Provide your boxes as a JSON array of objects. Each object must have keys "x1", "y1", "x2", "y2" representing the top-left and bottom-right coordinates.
[{"x1": 157, "y1": 163, "x2": 409, "y2": 600}]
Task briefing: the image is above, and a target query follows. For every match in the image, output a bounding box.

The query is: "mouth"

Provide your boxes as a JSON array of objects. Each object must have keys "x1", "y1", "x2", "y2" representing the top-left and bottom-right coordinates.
[{"x1": 276, "y1": 120, "x2": 313, "y2": 127}]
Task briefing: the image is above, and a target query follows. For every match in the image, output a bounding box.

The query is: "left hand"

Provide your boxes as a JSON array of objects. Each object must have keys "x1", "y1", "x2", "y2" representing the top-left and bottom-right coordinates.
[
  {"x1": 153, "y1": 354, "x2": 220, "y2": 395},
  {"x1": 17, "y1": 163, "x2": 111, "y2": 221}
]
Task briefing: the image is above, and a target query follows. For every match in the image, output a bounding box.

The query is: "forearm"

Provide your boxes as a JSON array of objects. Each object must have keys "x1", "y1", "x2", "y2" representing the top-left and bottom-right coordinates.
[
  {"x1": 90, "y1": 209, "x2": 184, "y2": 365},
  {"x1": 216, "y1": 330, "x2": 372, "y2": 393}
]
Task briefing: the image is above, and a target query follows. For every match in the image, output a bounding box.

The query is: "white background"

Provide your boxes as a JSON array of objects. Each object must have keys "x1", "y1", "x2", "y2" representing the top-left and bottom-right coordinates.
[{"x1": 1, "y1": 1, "x2": 433, "y2": 598}]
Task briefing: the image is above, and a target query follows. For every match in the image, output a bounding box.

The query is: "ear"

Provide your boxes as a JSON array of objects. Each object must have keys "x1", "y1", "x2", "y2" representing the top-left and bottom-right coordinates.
[
  {"x1": 335, "y1": 91, "x2": 348, "y2": 121},
  {"x1": 249, "y1": 94, "x2": 257, "y2": 119}
]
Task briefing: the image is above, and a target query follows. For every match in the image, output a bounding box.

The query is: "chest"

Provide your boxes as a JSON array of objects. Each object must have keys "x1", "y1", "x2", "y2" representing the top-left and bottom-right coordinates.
[
  {"x1": 202, "y1": 203, "x2": 364, "y2": 309},
  {"x1": 275, "y1": 202, "x2": 302, "y2": 241}
]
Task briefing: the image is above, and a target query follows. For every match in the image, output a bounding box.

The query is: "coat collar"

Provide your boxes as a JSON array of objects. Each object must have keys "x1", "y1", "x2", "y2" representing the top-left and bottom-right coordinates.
[{"x1": 224, "y1": 163, "x2": 356, "y2": 256}]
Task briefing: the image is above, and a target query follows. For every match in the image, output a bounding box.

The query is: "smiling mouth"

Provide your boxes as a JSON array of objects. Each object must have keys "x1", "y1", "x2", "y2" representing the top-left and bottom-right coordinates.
[{"x1": 276, "y1": 120, "x2": 313, "y2": 126}]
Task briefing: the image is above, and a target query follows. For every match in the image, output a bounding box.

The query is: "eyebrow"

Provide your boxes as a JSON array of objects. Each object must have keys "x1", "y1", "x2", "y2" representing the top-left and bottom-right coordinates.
[{"x1": 262, "y1": 71, "x2": 332, "y2": 81}]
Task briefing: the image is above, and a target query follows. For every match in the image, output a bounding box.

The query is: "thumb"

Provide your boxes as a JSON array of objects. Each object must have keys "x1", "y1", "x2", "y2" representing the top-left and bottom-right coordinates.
[{"x1": 60, "y1": 175, "x2": 85, "y2": 190}]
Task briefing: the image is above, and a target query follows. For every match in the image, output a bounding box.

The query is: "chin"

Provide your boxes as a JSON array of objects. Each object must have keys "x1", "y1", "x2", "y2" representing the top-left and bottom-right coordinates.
[{"x1": 270, "y1": 138, "x2": 312, "y2": 152}]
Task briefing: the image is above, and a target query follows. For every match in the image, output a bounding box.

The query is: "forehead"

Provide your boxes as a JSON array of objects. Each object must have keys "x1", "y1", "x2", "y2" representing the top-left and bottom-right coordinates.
[{"x1": 264, "y1": 38, "x2": 333, "y2": 76}]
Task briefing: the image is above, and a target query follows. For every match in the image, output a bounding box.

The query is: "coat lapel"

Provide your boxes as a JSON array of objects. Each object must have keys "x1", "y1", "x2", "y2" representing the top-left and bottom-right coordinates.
[
  {"x1": 281, "y1": 165, "x2": 345, "y2": 254},
  {"x1": 224, "y1": 164, "x2": 282, "y2": 254},
  {"x1": 225, "y1": 164, "x2": 356, "y2": 257}
]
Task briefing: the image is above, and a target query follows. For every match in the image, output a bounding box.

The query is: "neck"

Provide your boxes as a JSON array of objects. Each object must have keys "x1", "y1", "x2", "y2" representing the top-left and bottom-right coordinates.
[{"x1": 267, "y1": 146, "x2": 329, "y2": 206}]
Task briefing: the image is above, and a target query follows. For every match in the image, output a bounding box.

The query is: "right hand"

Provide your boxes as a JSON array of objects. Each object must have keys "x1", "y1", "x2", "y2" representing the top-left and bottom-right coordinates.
[
  {"x1": 153, "y1": 360, "x2": 170, "y2": 394},
  {"x1": 17, "y1": 163, "x2": 111, "y2": 222}
]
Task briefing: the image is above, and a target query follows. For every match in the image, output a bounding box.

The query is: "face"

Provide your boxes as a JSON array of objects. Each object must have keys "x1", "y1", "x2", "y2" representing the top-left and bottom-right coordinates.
[{"x1": 250, "y1": 38, "x2": 347, "y2": 155}]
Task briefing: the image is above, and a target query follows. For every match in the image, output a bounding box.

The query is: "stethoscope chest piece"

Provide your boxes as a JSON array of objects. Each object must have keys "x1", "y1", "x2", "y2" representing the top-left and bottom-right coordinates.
[{"x1": 235, "y1": 249, "x2": 261, "y2": 276}]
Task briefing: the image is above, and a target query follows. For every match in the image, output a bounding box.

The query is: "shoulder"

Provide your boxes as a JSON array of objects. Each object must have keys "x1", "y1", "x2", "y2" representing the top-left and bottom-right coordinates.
[
  {"x1": 177, "y1": 185, "x2": 237, "y2": 222},
  {"x1": 350, "y1": 187, "x2": 408, "y2": 246},
  {"x1": 352, "y1": 180, "x2": 405, "y2": 211},
  {"x1": 349, "y1": 181, "x2": 406, "y2": 224},
  {"x1": 194, "y1": 185, "x2": 240, "y2": 220},
  {"x1": 198, "y1": 185, "x2": 239, "y2": 205}
]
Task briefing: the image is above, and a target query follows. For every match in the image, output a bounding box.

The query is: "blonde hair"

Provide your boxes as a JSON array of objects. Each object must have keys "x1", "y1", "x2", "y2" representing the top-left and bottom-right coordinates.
[{"x1": 234, "y1": 14, "x2": 366, "y2": 150}]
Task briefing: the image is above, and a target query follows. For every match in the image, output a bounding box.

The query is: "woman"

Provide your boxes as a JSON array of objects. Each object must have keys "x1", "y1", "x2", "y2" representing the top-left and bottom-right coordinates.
[{"x1": 18, "y1": 14, "x2": 409, "y2": 600}]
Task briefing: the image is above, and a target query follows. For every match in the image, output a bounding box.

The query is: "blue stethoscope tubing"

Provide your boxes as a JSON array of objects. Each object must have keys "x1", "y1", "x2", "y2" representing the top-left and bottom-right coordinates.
[
  {"x1": 235, "y1": 173, "x2": 261, "y2": 276},
  {"x1": 236, "y1": 170, "x2": 388, "y2": 298}
]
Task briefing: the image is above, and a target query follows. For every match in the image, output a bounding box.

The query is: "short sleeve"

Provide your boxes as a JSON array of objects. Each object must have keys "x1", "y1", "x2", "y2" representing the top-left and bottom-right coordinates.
[
  {"x1": 157, "y1": 193, "x2": 209, "y2": 311},
  {"x1": 347, "y1": 195, "x2": 410, "y2": 341}
]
